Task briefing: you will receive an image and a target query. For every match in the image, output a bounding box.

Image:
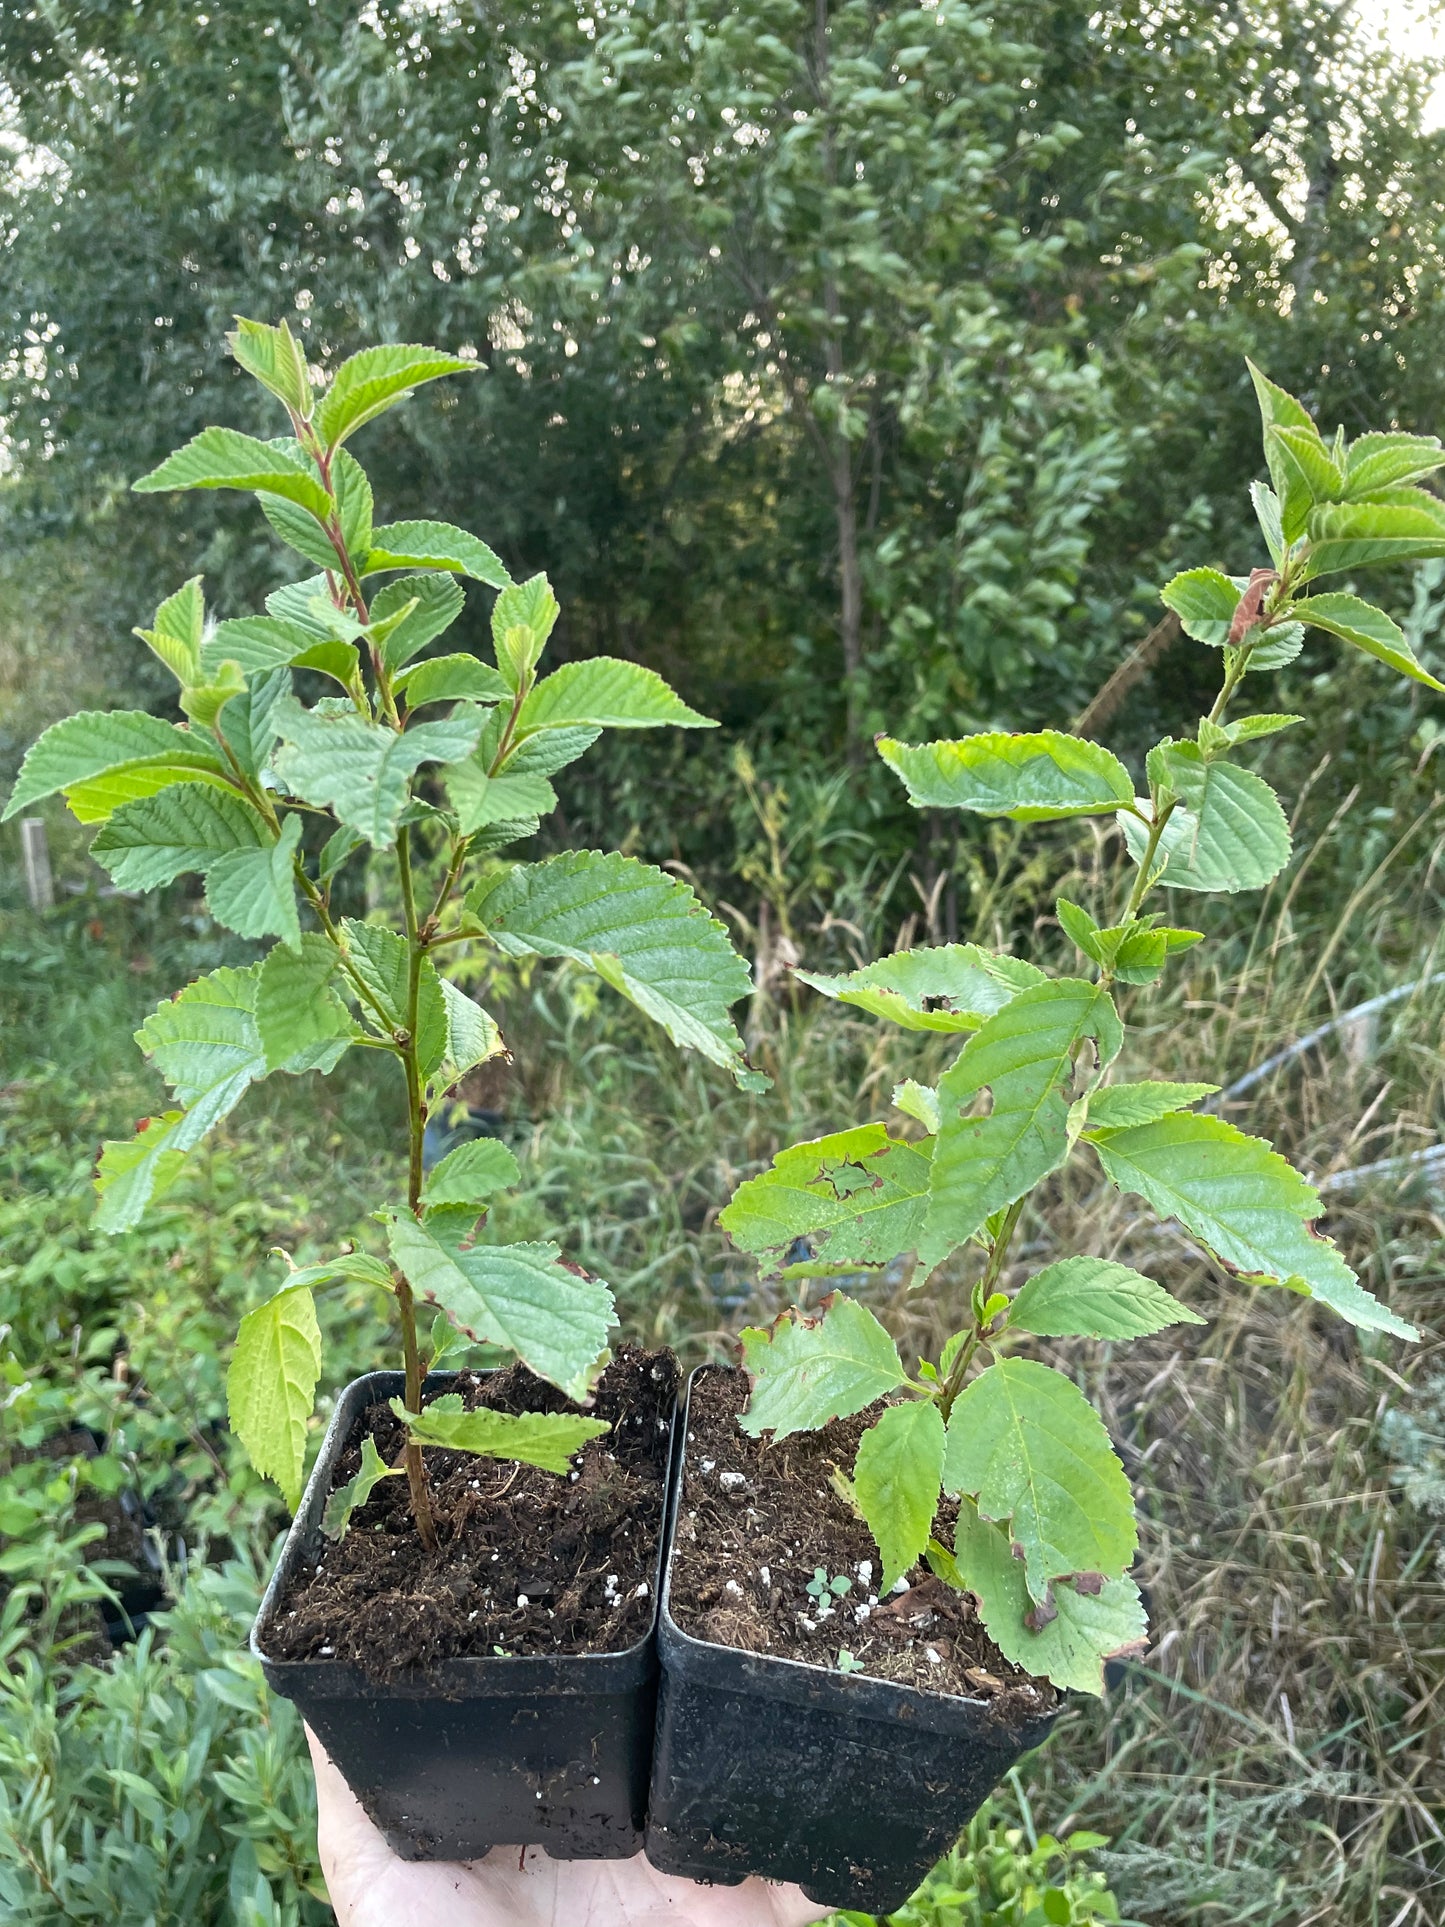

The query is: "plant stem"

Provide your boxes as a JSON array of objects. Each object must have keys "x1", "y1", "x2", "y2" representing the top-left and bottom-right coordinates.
[
  {"x1": 394, "y1": 823, "x2": 437, "y2": 1551},
  {"x1": 939, "y1": 1198, "x2": 1024, "y2": 1419}
]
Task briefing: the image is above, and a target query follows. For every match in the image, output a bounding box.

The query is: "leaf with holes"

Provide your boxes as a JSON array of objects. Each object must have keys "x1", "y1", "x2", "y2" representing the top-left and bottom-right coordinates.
[
  {"x1": 943, "y1": 1357, "x2": 1137, "y2": 1601},
  {"x1": 923, "y1": 979, "x2": 1122, "y2": 1263},
  {"x1": 936, "y1": 1504, "x2": 1147, "y2": 1695},
  {"x1": 796, "y1": 945, "x2": 1042, "y2": 1033},
  {"x1": 738, "y1": 1294, "x2": 910, "y2": 1439},
  {"x1": 720, "y1": 1125, "x2": 932, "y2": 1278}
]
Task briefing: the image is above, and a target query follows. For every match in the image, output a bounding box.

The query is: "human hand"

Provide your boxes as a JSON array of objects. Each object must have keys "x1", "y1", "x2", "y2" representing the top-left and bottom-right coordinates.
[{"x1": 306, "y1": 1726, "x2": 827, "y2": 1927}]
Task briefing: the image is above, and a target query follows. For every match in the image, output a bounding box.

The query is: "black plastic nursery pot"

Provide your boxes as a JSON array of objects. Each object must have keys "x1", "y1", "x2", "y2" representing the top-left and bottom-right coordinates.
[
  {"x1": 644, "y1": 1369, "x2": 1058, "y2": 1916},
  {"x1": 252, "y1": 1369, "x2": 672, "y2": 1863}
]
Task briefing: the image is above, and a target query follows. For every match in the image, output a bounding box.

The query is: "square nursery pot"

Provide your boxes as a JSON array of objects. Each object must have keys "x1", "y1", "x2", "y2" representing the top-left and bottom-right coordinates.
[
  {"x1": 644, "y1": 1368, "x2": 1058, "y2": 1916},
  {"x1": 252, "y1": 1369, "x2": 674, "y2": 1863}
]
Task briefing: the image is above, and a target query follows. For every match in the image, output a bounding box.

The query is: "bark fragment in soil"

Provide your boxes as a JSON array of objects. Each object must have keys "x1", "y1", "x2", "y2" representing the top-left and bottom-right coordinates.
[
  {"x1": 264, "y1": 1345, "x2": 677, "y2": 1678},
  {"x1": 669, "y1": 1366, "x2": 1056, "y2": 1722}
]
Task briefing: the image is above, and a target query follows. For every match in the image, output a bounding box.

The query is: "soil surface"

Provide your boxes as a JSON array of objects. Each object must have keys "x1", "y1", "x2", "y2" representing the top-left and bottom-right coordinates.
[
  {"x1": 264, "y1": 1346, "x2": 677, "y2": 1677},
  {"x1": 669, "y1": 1367, "x2": 1056, "y2": 1723}
]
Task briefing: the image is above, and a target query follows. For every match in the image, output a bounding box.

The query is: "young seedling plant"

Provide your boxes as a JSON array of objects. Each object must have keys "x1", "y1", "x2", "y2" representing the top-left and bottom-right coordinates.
[
  {"x1": 2, "y1": 320, "x2": 760, "y2": 1547},
  {"x1": 720, "y1": 364, "x2": 1430, "y2": 1695}
]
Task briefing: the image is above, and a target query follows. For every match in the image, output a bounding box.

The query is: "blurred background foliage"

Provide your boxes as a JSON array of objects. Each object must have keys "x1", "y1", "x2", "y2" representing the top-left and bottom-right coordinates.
[{"x1": 1, "y1": 1, "x2": 1444, "y2": 1921}]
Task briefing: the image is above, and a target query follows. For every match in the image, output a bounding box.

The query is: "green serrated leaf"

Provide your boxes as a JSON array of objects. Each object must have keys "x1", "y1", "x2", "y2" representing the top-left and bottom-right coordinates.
[
  {"x1": 363, "y1": 519, "x2": 511, "y2": 587},
  {"x1": 878, "y1": 731, "x2": 1134, "y2": 821},
  {"x1": 1268, "y1": 424, "x2": 1342, "y2": 539},
  {"x1": 321, "y1": 1435, "x2": 402, "y2": 1541},
  {"x1": 228, "y1": 316, "x2": 312, "y2": 417},
  {"x1": 219, "y1": 668, "x2": 291, "y2": 783},
  {"x1": 853, "y1": 1400, "x2": 946, "y2": 1592},
  {"x1": 444, "y1": 760, "x2": 557, "y2": 834},
  {"x1": 1247, "y1": 359, "x2": 1317, "y2": 541},
  {"x1": 132, "y1": 426, "x2": 333, "y2": 521},
  {"x1": 317, "y1": 345, "x2": 477, "y2": 450},
  {"x1": 470, "y1": 850, "x2": 754, "y2": 1082},
  {"x1": 1160, "y1": 567, "x2": 1239, "y2": 647},
  {"x1": 371, "y1": 574, "x2": 467, "y2": 670},
  {"x1": 944, "y1": 1357, "x2": 1136, "y2": 1601},
  {"x1": 272, "y1": 697, "x2": 483, "y2": 847},
  {"x1": 383, "y1": 1209, "x2": 615, "y2": 1398},
  {"x1": 1088, "y1": 1111, "x2": 1417, "y2": 1339},
  {"x1": 518, "y1": 658, "x2": 716, "y2": 733},
  {"x1": 90, "y1": 786, "x2": 272, "y2": 891},
  {"x1": 1291, "y1": 593, "x2": 1445, "y2": 692},
  {"x1": 892, "y1": 1079, "x2": 940, "y2": 1132},
  {"x1": 227, "y1": 1284, "x2": 323, "y2": 1509},
  {"x1": 3, "y1": 711, "x2": 229, "y2": 821},
  {"x1": 436, "y1": 978, "x2": 502, "y2": 1082},
  {"x1": 202, "y1": 617, "x2": 323, "y2": 678},
  {"x1": 719, "y1": 1124, "x2": 932, "y2": 1278},
  {"x1": 93, "y1": 1111, "x2": 190, "y2": 1233},
  {"x1": 391, "y1": 1393, "x2": 608, "y2": 1472},
  {"x1": 1251, "y1": 480, "x2": 1285, "y2": 567},
  {"x1": 1342, "y1": 430, "x2": 1445, "y2": 498},
  {"x1": 96, "y1": 960, "x2": 347, "y2": 1231},
  {"x1": 205, "y1": 813, "x2": 304, "y2": 947},
  {"x1": 266, "y1": 1247, "x2": 396, "y2": 1295},
  {"x1": 1217, "y1": 713, "x2": 1304, "y2": 745},
  {"x1": 923, "y1": 980, "x2": 1122, "y2": 1263},
  {"x1": 1124, "y1": 748, "x2": 1291, "y2": 894},
  {"x1": 422, "y1": 1138, "x2": 521, "y2": 1208},
  {"x1": 138, "y1": 576, "x2": 206, "y2": 683},
  {"x1": 397, "y1": 654, "x2": 510, "y2": 708},
  {"x1": 255, "y1": 934, "x2": 349, "y2": 1071},
  {"x1": 1303, "y1": 492, "x2": 1445, "y2": 577},
  {"x1": 738, "y1": 1293, "x2": 910, "y2": 1439},
  {"x1": 1007, "y1": 1256, "x2": 1205, "y2": 1339},
  {"x1": 941, "y1": 1504, "x2": 1147, "y2": 1696},
  {"x1": 796, "y1": 945, "x2": 1043, "y2": 1034},
  {"x1": 490, "y1": 574, "x2": 560, "y2": 690},
  {"x1": 1084, "y1": 1081, "x2": 1218, "y2": 1130}
]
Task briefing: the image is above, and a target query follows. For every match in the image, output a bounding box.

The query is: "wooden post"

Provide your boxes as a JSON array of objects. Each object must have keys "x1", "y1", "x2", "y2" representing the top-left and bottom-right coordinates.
[{"x1": 19, "y1": 818, "x2": 54, "y2": 911}]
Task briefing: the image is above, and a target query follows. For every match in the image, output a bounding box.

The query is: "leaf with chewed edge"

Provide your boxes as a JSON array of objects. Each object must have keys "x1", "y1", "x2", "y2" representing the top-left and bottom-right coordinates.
[
  {"x1": 932, "y1": 1505, "x2": 1147, "y2": 1696},
  {"x1": 720, "y1": 1124, "x2": 932, "y2": 1277},
  {"x1": 738, "y1": 1293, "x2": 911, "y2": 1439},
  {"x1": 796, "y1": 945, "x2": 1042, "y2": 1033}
]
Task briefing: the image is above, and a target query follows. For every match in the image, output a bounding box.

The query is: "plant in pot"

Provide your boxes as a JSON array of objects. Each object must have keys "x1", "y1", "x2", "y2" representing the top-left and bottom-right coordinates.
[
  {"x1": 2, "y1": 320, "x2": 763, "y2": 1862},
  {"x1": 646, "y1": 364, "x2": 1431, "y2": 1914}
]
